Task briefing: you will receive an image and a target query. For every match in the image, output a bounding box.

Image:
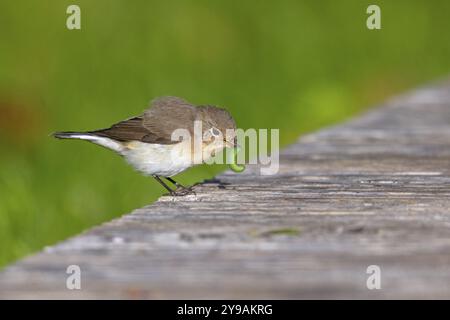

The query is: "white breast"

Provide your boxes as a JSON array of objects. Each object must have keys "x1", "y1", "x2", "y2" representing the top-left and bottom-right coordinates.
[{"x1": 121, "y1": 141, "x2": 193, "y2": 177}]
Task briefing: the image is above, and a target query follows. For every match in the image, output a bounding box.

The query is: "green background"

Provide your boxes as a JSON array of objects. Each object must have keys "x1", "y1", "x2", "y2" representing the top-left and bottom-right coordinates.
[{"x1": 1, "y1": 0, "x2": 450, "y2": 268}]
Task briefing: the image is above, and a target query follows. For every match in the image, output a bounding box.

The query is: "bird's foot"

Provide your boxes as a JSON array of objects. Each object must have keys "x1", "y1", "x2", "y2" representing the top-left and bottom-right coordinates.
[{"x1": 170, "y1": 186, "x2": 196, "y2": 196}]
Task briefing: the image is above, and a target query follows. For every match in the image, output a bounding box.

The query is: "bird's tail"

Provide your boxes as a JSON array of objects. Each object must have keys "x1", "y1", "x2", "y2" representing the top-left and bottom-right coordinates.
[
  {"x1": 52, "y1": 131, "x2": 95, "y2": 140},
  {"x1": 52, "y1": 131, "x2": 124, "y2": 152}
]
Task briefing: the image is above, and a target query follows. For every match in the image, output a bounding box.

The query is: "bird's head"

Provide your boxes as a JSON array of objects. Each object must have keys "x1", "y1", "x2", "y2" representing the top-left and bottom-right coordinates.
[{"x1": 197, "y1": 105, "x2": 237, "y2": 159}]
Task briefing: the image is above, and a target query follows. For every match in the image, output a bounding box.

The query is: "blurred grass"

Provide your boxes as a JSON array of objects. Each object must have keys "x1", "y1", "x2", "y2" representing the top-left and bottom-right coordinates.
[{"x1": 1, "y1": 0, "x2": 450, "y2": 268}]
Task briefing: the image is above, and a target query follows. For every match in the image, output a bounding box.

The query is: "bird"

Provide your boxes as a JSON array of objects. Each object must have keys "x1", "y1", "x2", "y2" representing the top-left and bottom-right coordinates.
[{"x1": 53, "y1": 96, "x2": 237, "y2": 196}]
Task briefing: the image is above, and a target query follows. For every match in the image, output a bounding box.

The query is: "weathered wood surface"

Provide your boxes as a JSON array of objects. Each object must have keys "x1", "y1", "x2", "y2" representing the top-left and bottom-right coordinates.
[{"x1": 2, "y1": 82, "x2": 450, "y2": 299}]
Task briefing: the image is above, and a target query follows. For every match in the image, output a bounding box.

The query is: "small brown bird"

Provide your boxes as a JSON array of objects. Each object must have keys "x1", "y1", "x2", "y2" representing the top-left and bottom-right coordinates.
[{"x1": 53, "y1": 96, "x2": 237, "y2": 196}]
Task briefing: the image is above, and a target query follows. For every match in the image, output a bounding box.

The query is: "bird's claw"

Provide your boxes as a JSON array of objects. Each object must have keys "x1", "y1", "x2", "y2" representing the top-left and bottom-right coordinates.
[{"x1": 169, "y1": 186, "x2": 196, "y2": 196}]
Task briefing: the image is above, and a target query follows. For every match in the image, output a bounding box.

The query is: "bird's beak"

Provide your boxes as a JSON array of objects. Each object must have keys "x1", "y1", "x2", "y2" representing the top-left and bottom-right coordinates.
[{"x1": 224, "y1": 137, "x2": 240, "y2": 149}]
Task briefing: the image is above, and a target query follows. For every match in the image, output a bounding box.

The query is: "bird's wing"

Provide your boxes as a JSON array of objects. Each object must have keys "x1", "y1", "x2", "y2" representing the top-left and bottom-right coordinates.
[
  {"x1": 90, "y1": 96, "x2": 198, "y2": 144},
  {"x1": 142, "y1": 96, "x2": 198, "y2": 142}
]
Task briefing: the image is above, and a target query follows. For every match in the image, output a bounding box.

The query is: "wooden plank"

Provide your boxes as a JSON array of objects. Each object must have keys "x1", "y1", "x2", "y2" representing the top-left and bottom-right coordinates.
[{"x1": 2, "y1": 82, "x2": 450, "y2": 299}]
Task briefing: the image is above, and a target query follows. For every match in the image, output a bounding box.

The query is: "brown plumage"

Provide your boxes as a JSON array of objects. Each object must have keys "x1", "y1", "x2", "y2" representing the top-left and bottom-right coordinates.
[
  {"x1": 84, "y1": 96, "x2": 236, "y2": 145},
  {"x1": 90, "y1": 97, "x2": 198, "y2": 144},
  {"x1": 53, "y1": 96, "x2": 237, "y2": 196}
]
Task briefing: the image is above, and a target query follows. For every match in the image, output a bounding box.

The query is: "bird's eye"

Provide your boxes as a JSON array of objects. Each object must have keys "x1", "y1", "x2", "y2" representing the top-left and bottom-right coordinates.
[{"x1": 211, "y1": 127, "x2": 221, "y2": 137}]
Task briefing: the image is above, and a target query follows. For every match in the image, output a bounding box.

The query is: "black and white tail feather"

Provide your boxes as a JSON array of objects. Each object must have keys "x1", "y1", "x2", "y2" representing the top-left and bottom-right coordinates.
[{"x1": 53, "y1": 131, "x2": 124, "y2": 152}]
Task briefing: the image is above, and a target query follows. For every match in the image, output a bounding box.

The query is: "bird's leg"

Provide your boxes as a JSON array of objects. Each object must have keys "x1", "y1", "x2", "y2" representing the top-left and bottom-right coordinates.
[
  {"x1": 164, "y1": 177, "x2": 195, "y2": 195},
  {"x1": 165, "y1": 177, "x2": 186, "y2": 189},
  {"x1": 152, "y1": 175, "x2": 176, "y2": 196}
]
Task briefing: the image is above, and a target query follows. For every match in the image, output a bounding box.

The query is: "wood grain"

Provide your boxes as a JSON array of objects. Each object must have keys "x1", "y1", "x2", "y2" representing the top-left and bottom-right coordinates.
[{"x1": 2, "y1": 82, "x2": 450, "y2": 299}]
